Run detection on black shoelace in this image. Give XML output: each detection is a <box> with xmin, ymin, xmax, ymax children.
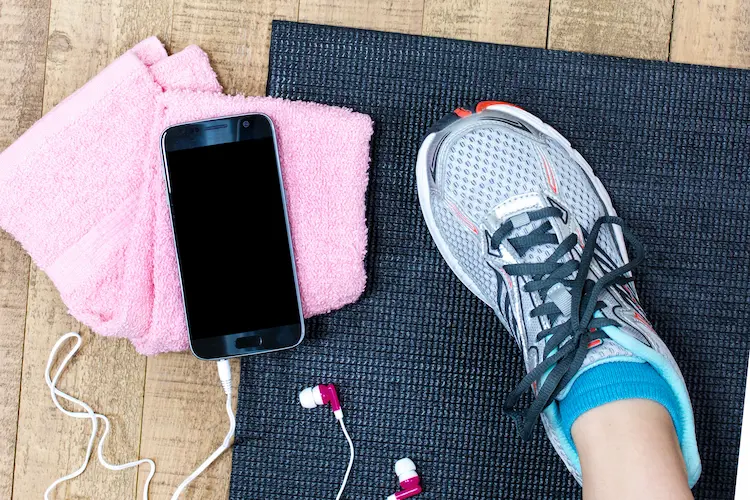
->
<box><xmin>490</xmin><ymin>207</ymin><xmax>645</xmax><ymax>440</ymax></box>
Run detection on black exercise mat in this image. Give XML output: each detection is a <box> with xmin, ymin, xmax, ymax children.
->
<box><xmin>229</xmin><ymin>21</ymin><xmax>750</xmax><ymax>499</ymax></box>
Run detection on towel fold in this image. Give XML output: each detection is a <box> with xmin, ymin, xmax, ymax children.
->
<box><xmin>0</xmin><ymin>37</ymin><xmax>373</xmax><ymax>355</ymax></box>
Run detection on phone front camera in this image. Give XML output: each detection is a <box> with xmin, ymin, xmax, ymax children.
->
<box><xmin>242</xmin><ymin>120</ymin><xmax>250</xmax><ymax>128</ymax></box>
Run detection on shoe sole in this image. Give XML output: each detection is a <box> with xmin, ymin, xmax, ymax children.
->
<box><xmin>415</xmin><ymin>102</ymin><xmax>631</xmax><ymax>320</ymax></box>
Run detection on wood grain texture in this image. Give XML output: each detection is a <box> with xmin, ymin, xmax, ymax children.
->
<box><xmin>0</xmin><ymin>233</ymin><xmax>31</xmax><ymax>500</ymax></box>
<box><xmin>423</xmin><ymin>0</ymin><xmax>549</xmax><ymax>47</ymax></box>
<box><xmin>12</xmin><ymin>0</ymin><xmax>172</xmax><ymax>498</ymax></box>
<box><xmin>0</xmin><ymin>0</ymin><xmax>50</xmax><ymax>150</ymax></box>
<box><xmin>299</xmin><ymin>0</ymin><xmax>423</xmax><ymax>34</ymax></box>
<box><xmin>548</xmin><ymin>0</ymin><xmax>674</xmax><ymax>59</ymax></box>
<box><xmin>43</xmin><ymin>0</ymin><xmax>173</xmax><ymax>107</ymax></box>
<box><xmin>109</xmin><ymin>0</ymin><xmax>175</xmax><ymax>59</ymax></box>
<box><xmin>170</xmin><ymin>0</ymin><xmax>298</xmax><ymax>96</ymax></box>
<box><xmin>138</xmin><ymin>355</ymin><xmax>240</xmax><ymax>499</ymax></box>
<box><xmin>671</xmin><ymin>0</ymin><xmax>750</xmax><ymax>67</ymax></box>
<box><xmin>0</xmin><ymin>1</ymin><xmax>50</xmax><ymax>497</ymax></box>
<box><xmin>43</xmin><ymin>0</ymin><xmax>113</xmax><ymax>108</ymax></box>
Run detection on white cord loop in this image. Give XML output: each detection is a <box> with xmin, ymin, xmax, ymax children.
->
<box><xmin>44</xmin><ymin>332</ymin><xmax>156</xmax><ymax>500</ymax></box>
<box><xmin>44</xmin><ymin>332</ymin><xmax>235</xmax><ymax>500</ymax></box>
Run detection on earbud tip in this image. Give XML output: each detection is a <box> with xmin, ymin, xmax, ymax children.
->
<box><xmin>394</xmin><ymin>457</ymin><xmax>417</xmax><ymax>476</ymax></box>
<box><xmin>299</xmin><ymin>387</ymin><xmax>318</xmax><ymax>409</ymax></box>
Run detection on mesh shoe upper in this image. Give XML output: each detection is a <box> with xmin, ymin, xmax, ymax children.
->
<box><xmin>428</xmin><ymin>112</ymin><xmax>627</xmax><ymax>366</ymax></box>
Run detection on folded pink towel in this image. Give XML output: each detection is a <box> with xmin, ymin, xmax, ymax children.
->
<box><xmin>0</xmin><ymin>38</ymin><xmax>372</xmax><ymax>355</ymax></box>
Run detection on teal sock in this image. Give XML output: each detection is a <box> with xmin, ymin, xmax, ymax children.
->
<box><xmin>558</xmin><ymin>361</ymin><xmax>682</xmax><ymax>447</ymax></box>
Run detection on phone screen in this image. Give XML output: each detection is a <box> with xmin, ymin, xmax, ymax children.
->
<box><xmin>163</xmin><ymin>115</ymin><xmax>303</xmax><ymax>359</ymax></box>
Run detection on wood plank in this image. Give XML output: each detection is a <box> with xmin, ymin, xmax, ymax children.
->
<box><xmin>422</xmin><ymin>0</ymin><xmax>550</xmax><ymax>48</ymax></box>
<box><xmin>299</xmin><ymin>0</ymin><xmax>423</xmax><ymax>35</ymax></box>
<box><xmin>0</xmin><ymin>1</ymin><xmax>51</xmax><ymax>498</ymax></box>
<box><xmin>12</xmin><ymin>0</ymin><xmax>172</xmax><ymax>498</ymax></box>
<box><xmin>671</xmin><ymin>0</ymin><xmax>750</xmax><ymax>68</ymax></box>
<box><xmin>109</xmin><ymin>0</ymin><xmax>175</xmax><ymax>59</ymax></box>
<box><xmin>0</xmin><ymin>232</ymin><xmax>32</xmax><ymax>500</ymax></box>
<box><xmin>0</xmin><ymin>233</ymin><xmax>29</xmax><ymax>500</ymax></box>
<box><xmin>0</xmin><ymin>0</ymin><xmax>50</xmax><ymax>150</ymax></box>
<box><xmin>548</xmin><ymin>0</ymin><xmax>674</xmax><ymax>59</ymax></box>
<box><xmin>137</xmin><ymin>355</ymin><xmax>240</xmax><ymax>499</ymax></box>
<box><xmin>43</xmin><ymin>0</ymin><xmax>174</xmax><ymax>107</ymax></box>
<box><xmin>170</xmin><ymin>0</ymin><xmax>299</xmax><ymax>96</ymax></box>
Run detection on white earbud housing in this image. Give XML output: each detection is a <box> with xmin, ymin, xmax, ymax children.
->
<box><xmin>394</xmin><ymin>458</ymin><xmax>418</xmax><ymax>481</ymax></box>
<box><xmin>299</xmin><ymin>386</ymin><xmax>324</xmax><ymax>408</ymax></box>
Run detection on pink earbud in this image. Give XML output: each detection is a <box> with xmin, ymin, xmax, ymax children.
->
<box><xmin>299</xmin><ymin>384</ymin><xmax>343</xmax><ymax>420</ymax></box>
<box><xmin>387</xmin><ymin>458</ymin><xmax>422</xmax><ymax>500</ymax></box>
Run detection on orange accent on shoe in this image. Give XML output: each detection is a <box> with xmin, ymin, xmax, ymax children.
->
<box><xmin>534</xmin><ymin>145</ymin><xmax>559</xmax><ymax>194</ymax></box>
<box><xmin>540</xmin><ymin>151</ymin><xmax>558</xmax><ymax>194</ymax></box>
<box><xmin>633</xmin><ymin>311</ymin><xmax>653</xmax><ymax>330</ymax></box>
<box><xmin>454</xmin><ymin>107</ymin><xmax>472</xmax><ymax>118</ymax></box>
<box><xmin>587</xmin><ymin>339</ymin><xmax>603</xmax><ymax>349</ymax></box>
<box><xmin>445</xmin><ymin>199</ymin><xmax>479</xmax><ymax>235</ymax></box>
<box><xmin>475</xmin><ymin>101</ymin><xmax>522</xmax><ymax>113</ymax></box>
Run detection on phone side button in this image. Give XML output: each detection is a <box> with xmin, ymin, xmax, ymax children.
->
<box><xmin>236</xmin><ymin>335</ymin><xmax>263</xmax><ymax>349</ymax></box>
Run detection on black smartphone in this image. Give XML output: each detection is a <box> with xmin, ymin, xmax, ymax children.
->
<box><xmin>161</xmin><ymin>114</ymin><xmax>304</xmax><ymax>360</ymax></box>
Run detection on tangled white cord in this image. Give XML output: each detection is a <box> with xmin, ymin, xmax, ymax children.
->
<box><xmin>44</xmin><ymin>332</ymin><xmax>156</xmax><ymax>499</ymax></box>
<box><xmin>44</xmin><ymin>332</ymin><xmax>235</xmax><ymax>500</ymax></box>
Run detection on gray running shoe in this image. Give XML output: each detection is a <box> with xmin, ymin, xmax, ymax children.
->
<box><xmin>416</xmin><ymin>101</ymin><xmax>701</xmax><ymax>486</ymax></box>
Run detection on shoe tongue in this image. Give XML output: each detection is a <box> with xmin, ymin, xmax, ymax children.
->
<box><xmin>487</xmin><ymin>192</ymin><xmax>545</xmax><ymax>229</ymax></box>
<box><xmin>487</xmin><ymin>193</ymin><xmax>578</xmax><ymax>322</ymax></box>
<box><xmin>486</xmin><ymin>193</ymin><xmax>575</xmax><ymax>263</ymax></box>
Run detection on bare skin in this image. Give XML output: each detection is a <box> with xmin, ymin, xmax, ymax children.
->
<box><xmin>572</xmin><ymin>399</ymin><xmax>693</xmax><ymax>500</ymax></box>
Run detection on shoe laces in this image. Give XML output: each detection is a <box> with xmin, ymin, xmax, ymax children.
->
<box><xmin>489</xmin><ymin>206</ymin><xmax>645</xmax><ymax>439</ymax></box>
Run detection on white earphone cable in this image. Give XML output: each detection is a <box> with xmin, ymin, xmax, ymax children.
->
<box><xmin>44</xmin><ymin>332</ymin><xmax>235</xmax><ymax>500</ymax></box>
<box><xmin>336</xmin><ymin>418</ymin><xmax>355</xmax><ymax>500</ymax></box>
<box><xmin>170</xmin><ymin>359</ymin><xmax>235</xmax><ymax>500</ymax></box>
<box><xmin>44</xmin><ymin>332</ymin><xmax>156</xmax><ymax>500</ymax></box>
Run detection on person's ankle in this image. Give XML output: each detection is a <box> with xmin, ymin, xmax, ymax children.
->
<box><xmin>573</xmin><ymin>399</ymin><xmax>693</xmax><ymax>500</ymax></box>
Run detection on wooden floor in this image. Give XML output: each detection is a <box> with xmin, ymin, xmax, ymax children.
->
<box><xmin>0</xmin><ymin>0</ymin><xmax>748</xmax><ymax>498</ymax></box>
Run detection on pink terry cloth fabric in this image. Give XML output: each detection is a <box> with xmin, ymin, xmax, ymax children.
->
<box><xmin>0</xmin><ymin>37</ymin><xmax>373</xmax><ymax>355</ymax></box>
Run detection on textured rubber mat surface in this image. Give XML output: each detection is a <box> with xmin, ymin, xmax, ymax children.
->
<box><xmin>229</xmin><ymin>21</ymin><xmax>750</xmax><ymax>499</ymax></box>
